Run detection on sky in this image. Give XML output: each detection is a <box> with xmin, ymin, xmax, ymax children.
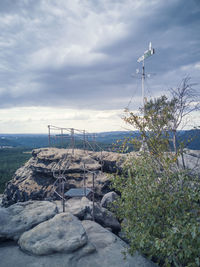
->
<box><xmin>0</xmin><ymin>0</ymin><xmax>200</xmax><ymax>134</ymax></box>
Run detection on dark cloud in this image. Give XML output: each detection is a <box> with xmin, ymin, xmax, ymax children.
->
<box><xmin>0</xmin><ymin>0</ymin><xmax>199</xmax><ymax>112</ymax></box>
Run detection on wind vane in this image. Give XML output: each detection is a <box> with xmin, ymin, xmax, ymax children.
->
<box><xmin>137</xmin><ymin>42</ymin><xmax>155</xmax><ymax>63</ymax></box>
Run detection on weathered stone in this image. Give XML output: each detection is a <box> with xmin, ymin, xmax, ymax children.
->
<box><xmin>0</xmin><ymin>199</ymin><xmax>156</xmax><ymax>267</ymax></box>
<box><xmin>95</xmin><ymin>151</ymin><xmax>126</xmax><ymax>173</ymax></box>
<box><xmin>0</xmin><ymin>229</ymin><xmax>156</xmax><ymax>267</ymax></box>
<box><xmin>0</xmin><ymin>201</ymin><xmax>57</xmax><ymax>241</ymax></box>
<box><xmin>55</xmin><ymin>197</ymin><xmax>91</xmax><ymax>219</ymax></box>
<box><xmin>2</xmin><ymin>148</ymin><xmax>125</xmax><ymax>207</ymax></box>
<box><xmin>101</xmin><ymin>191</ymin><xmax>118</xmax><ymax>209</ymax></box>
<box><xmin>93</xmin><ymin>203</ymin><xmax>121</xmax><ymax>233</ymax></box>
<box><xmin>78</xmin><ymin>220</ymin><xmax>156</xmax><ymax>267</ymax></box>
<box><xmin>19</xmin><ymin>213</ymin><xmax>88</xmax><ymax>255</ymax></box>
<box><xmin>0</xmin><ymin>194</ymin><xmax>3</xmax><ymax>206</ymax></box>
<box><xmin>178</xmin><ymin>150</ymin><xmax>200</xmax><ymax>174</ymax></box>
<box><xmin>0</xmin><ymin>241</ymin><xmax>95</xmax><ymax>267</ymax></box>
<box><xmin>55</xmin><ymin>197</ymin><xmax>121</xmax><ymax>232</ymax></box>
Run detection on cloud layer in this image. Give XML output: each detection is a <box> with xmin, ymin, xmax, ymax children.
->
<box><xmin>0</xmin><ymin>0</ymin><xmax>199</xmax><ymax>132</ymax></box>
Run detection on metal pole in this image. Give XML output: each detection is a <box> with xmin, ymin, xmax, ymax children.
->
<box><xmin>142</xmin><ymin>59</ymin><xmax>145</xmax><ymax>111</ymax></box>
<box><xmin>48</xmin><ymin>125</ymin><xmax>51</xmax><ymax>147</ymax></box>
<box><xmin>61</xmin><ymin>128</ymin><xmax>63</xmax><ymax>148</ymax></box>
<box><xmin>92</xmin><ymin>173</ymin><xmax>95</xmax><ymax>221</ymax></box>
<box><xmin>100</xmin><ymin>150</ymin><xmax>103</xmax><ymax>172</ymax></box>
<box><xmin>93</xmin><ymin>133</ymin><xmax>96</xmax><ymax>151</ymax></box>
<box><xmin>71</xmin><ymin>128</ymin><xmax>74</xmax><ymax>154</ymax></box>
<box><xmin>142</xmin><ymin>59</ymin><xmax>145</xmax><ymax>150</ymax></box>
<box><xmin>137</xmin><ymin>43</ymin><xmax>155</xmax><ymax>152</ymax></box>
<box><xmin>86</xmin><ymin>134</ymin><xmax>89</xmax><ymax>150</ymax></box>
<box><xmin>62</xmin><ymin>179</ymin><xmax>65</xmax><ymax>212</ymax></box>
<box><xmin>83</xmin><ymin>130</ymin><xmax>86</xmax><ymax>153</ymax></box>
<box><xmin>83</xmin><ymin>163</ymin><xmax>86</xmax><ymax>196</ymax></box>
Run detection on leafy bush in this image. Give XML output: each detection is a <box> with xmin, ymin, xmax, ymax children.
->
<box><xmin>112</xmin><ymin>152</ymin><xmax>200</xmax><ymax>266</ymax></box>
<box><xmin>112</xmin><ymin>89</ymin><xmax>200</xmax><ymax>266</ymax></box>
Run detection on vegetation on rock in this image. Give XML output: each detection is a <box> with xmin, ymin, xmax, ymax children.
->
<box><xmin>112</xmin><ymin>80</ymin><xmax>200</xmax><ymax>266</ymax></box>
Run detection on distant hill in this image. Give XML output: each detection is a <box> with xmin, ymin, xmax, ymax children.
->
<box><xmin>177</xmin><ymin>129</ymin><xmax>200</xmax><ymax>150</ymax></box>
<box><xmin>0</xmin><ymin>134</ymin><xmax>48</xmax><ymax>149</ymax></box>
<box><xmin>0</xmin><ymin>129</ymin><xmax>199</xmax><ymax>150</ymax></box>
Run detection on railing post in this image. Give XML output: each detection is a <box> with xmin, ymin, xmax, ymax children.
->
<box><xmin>93</xmin><ymin>133</ymin><xmax>96</xmax><ymax>151</ymax></box>
<box><xmin>61</xmin><ymin>128</ymin><xmax>63</xmax><ymax>148</ymax></box>
<box><xmin>71</xmin><ymin>128</ymin><xmax>74</xmax><ymax>154</ymax></box>
<box><xmin>48</xmin><ymin>125</ymin><xmax>51</xmax><ymax>147</ymax></box>
<box><xmin>92</xmin><ymin>172</ymin><xmax>95</xmax><ymax>221</ymax></box>
<box><xmin>83</xmin><ymin>130</ymin><xmax>86</xmax><ymax>153</ymax></box>
<box><xmin>62</xmin><ymin>179</ymin><xmax>65</xmax><ymax>212</ymax></box>
<box><xmin>83</xmin><ymin>162</ymin><xmax>86</xmax><ymax>196</ymax></box>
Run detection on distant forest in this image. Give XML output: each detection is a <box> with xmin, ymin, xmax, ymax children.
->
<box><xmin>0</xmin><ymin>148</ymin><xmax>31</xmax><ymax>193</ymax></box>
<box><xmin>0</xmin><ymin>129</ymin><xmax>199</xmax><ymax>150</ymax></box>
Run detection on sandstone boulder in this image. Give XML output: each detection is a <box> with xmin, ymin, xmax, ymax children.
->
<box><xmin>0</xmin><ymin>222</ymin><xmax>156</xmax><ymax>267</ymax></box>
<box><xmin>0</xmin><ymin>201</ymin><xmax>57</xmax><ymax>241</ymax></box>
<box><xmin>2</xmin><ymin>148</ymin><xmax>125</xmax><ymax>207</ymax></box>
<box><xmin>55</xmin><ymin>197</ymin><xmax>121</xmax><ymax>232</ymax></box>
<box><xmin>18</xmin><ymin>213</ymin><xmax>89</xmax><ymax>255</ymax></box>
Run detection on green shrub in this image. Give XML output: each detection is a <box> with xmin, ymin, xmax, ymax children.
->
<box><xmin>112</xmin><ymin>153</ymin><xmax>200</xmax><ymax>266</ymax></box>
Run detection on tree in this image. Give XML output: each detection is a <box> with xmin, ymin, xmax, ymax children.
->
<box><xmin>169</xmin><ymin>77</ymin><xmax>200</xmax><ymax>168</ymax></box>
<box><xmin>124</xmin><ymin>77</ymin><xmax>200</xmax><ymax>168</ymax></box>
<box><xmin>112</xmin><ymin>79</ymin><xmax>200</xmax><ymax>266</ymax></box>
<box><xmin>124</xmin><ymin>95</ymin><xmax>177</xmax><ymax>170</ymax></box>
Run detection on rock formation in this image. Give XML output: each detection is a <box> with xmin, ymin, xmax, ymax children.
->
<box><xmin>2</xmin><ymin>147</ymin><xmax>199</xmax><ymax>208</ymax></box>
<box><xmin>1</xmin><ymin>147</ymin><xmax>198</xmax><ymax>266</ymax></box>
<box><xmin>0</xmin><ymin>199</ymin><xmax>156</xmax><ymax>267</ymax></box>
<box><xmin>0</xmin><ymin>201</ymin><xmax>57</xmax><ymax>241</ymax></box>
<box><xmin>19</xmin><ymin>212</ymin><xmax>88</xmax><ymax>255</ymax></box>
<box><xmin>101</xmin><ymin>191</ymin><xmax>118</xmax><ymax>209</ymax></box>
<box><xmin>2</xmin><ymin>148</ymin><xmax>125</xmax><ymax>207</ymax></box>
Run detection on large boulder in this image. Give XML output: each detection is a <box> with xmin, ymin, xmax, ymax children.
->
<box><xmin>0</xmin><ymin>221</ymin><xmax>156</xmax><ymax>267</ymax></box>
<box><xmin>0</xmin><ymin>198</ymin><xmax>156</xmax><ymax>267</ymax></box>
<box><xmin>2</xmin><ymin>148</ymin><xmax>125</xmax><ymax>207</ymax></box>
<box><xmin>0</xmin><ymin>201</ymin><xmax>57</xmax><ymax>241</ymax></box>
<box><xmin>19</xmin><ymin>213</ymin><xmax>90</xmax><ymax>255</ymax></box>
<box><xmin>55</xmin><ymin>197</ymin><xmax>121</xmax><ymax>232</ymax></box>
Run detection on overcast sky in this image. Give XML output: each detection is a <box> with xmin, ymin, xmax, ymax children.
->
<box><xmin>0</xmin><ymin>0</ymin><xmax>200</xmax><ymax>133</ymax></box>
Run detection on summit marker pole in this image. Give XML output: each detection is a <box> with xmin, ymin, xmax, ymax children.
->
<box><xmin>137</xmin><ymin>42</ymin><xmax>155</xmax><ymax>150</ymax></box>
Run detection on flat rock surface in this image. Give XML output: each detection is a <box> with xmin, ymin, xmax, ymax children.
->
<box><xmin>0</xmin><ymin>221</ymin><xmax>156</xmax><ymax>267</ymax></box>
<box><xmin>0</xmin><ymin>201</ymin><xmax>57</xmax><ymax>241</ymax></box>
<box><xmin>0</xmin><ymin>241</ymin><xmax>85</xmax><ymax>267</ymax></box>
<box><xmin>19</xmin><ymin>212</ymin><xmax>88</xmax><ymax>255</ymax></box>
<box><xmin>78</xmin><ymin>220</ymin><xmax>156</xmax><ymax>267</ymax></box>
<box><xmin>178</xmin><ymin>150</ymin><xmax>200</xmax><ymax>173</ymax></box>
